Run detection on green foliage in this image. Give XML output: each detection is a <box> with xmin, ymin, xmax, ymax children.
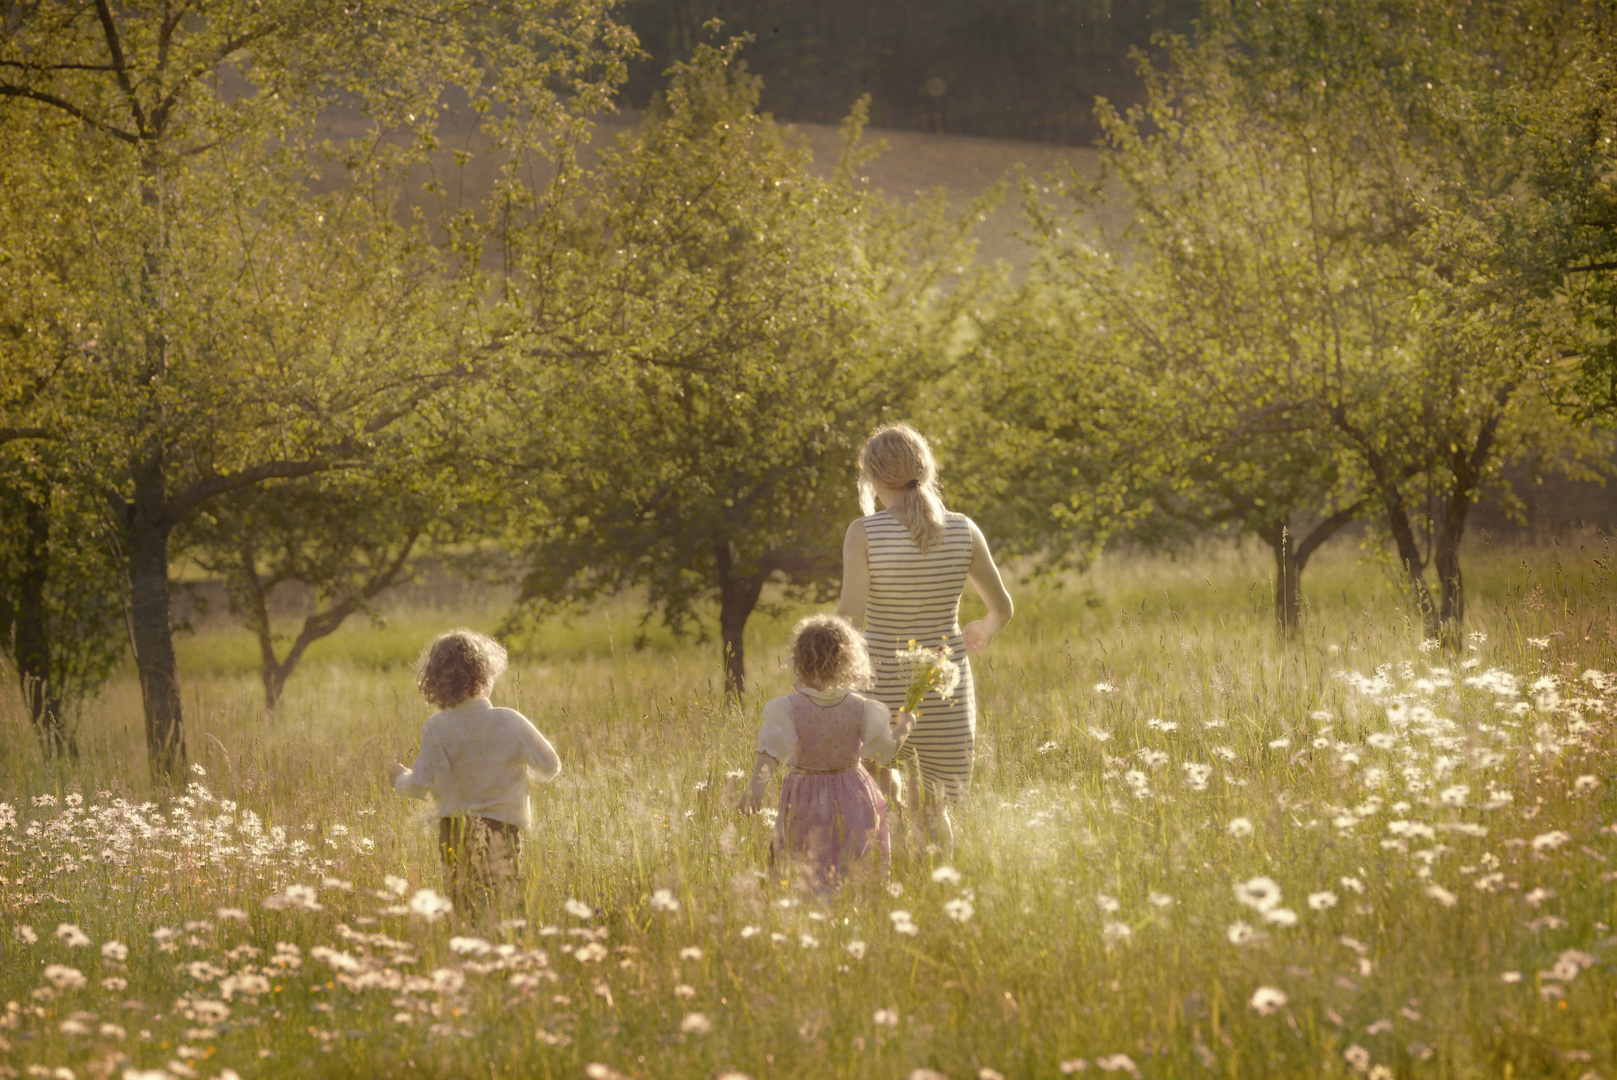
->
<box><xmin>496</xmin><ymin>35</ymin><xmax>980</xmax><ymax>691</ymax></box>
<box><xmin>951</xmin><ymin>0</ymin><xmax>1609</xmax><ymax>639</ymax></box>
<box><xmin>0</xmin><ymin>0</ymin><xmax>634</xmax><ymax>771</ymax></box>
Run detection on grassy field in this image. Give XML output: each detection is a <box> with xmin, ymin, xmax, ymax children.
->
<box><xmin>1</xmin><ymin>533</ymin><xmax>1614</xmax><ymax>1080</ymax></box>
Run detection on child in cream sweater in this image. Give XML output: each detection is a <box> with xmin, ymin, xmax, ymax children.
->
<box><xmin>389</xmin><ymin>629</ymin><xmax>559</xmax><ymax>916</ymax></box>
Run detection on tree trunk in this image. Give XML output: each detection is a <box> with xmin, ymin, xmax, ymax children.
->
<box><xmin>16</xmin><ymin>484</ymin><xmax>72</xmax><ymax>758</ymax></box>
<box><xmin>128</xmin><ymin>456</ymin><xmax>185</xmax><ymax>776</ymax></box>
<box><xmin>1261</xmin><ymin>521</ymin><xmax>1303</xmax><ymax>637</ymax></box>
<box><xmin>715</xmin><ymin>537</ymin><xmax>765</xmax><ymax>698</ymax></box>
<box><xmin>1258</xmin><ymin>504</ymin><xmax>1362</xmax><ymax>639</ymax></box>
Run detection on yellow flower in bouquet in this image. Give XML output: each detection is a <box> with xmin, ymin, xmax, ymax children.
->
<box><xmin>895</xmin><ymin>637</ymin><xmax>961</xmax><ymax>715</ymax></box>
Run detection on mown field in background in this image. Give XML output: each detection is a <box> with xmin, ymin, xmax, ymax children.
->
<box><xmin>1</xmin><ymin>534</ymin><xmax>1615</xmax><ymax>1079</ymax></box>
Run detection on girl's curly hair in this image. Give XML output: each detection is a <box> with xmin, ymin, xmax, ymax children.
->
<box><xmin>415</xmin><ymin>629</ymin><xmax>508</xmax><ymax>709</ymax></box>
<box><xmin>788</xmin><ymin>614</ymin><xmax>872</xmax><ymax>690</ymax></box>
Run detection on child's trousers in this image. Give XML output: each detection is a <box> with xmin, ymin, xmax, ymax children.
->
<box><xmin>438</xmin><ymin>815</ymin><xmax>523</xmax><ymax>917</ymax></box>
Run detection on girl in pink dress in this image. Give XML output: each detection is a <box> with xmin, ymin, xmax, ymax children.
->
<box><xmin>738</xmin><ymin>615</ymin><xmax>915</xmax><ymax>890</ymax></box>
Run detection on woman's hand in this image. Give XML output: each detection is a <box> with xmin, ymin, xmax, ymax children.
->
<box><xmin>961</xmin><ymin>619</ymin><xmax>994</xmax><ymax>653</ymax></box>
<box><xmin>738</xmin><ymin>785</ymin><xmax>765</xmax><ymax>814</ymax></box>
<box><xmin>388</xmin><ymin>762</ymin><xmax>407</xmax><ymax>782</ymax></box>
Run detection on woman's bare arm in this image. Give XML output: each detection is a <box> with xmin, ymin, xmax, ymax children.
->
<box><xmin>836</xmin><ymin>518</ymin><xmax>870</xmax><ymax>628</ymax></box>
<box><xmin>961</xmin><ymin>518</ymin><xmax>1013</xmax><ymax>653</ymax></box>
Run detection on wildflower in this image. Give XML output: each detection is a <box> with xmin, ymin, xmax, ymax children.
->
<box><xmin>739</xmin><ymin>926</ymin><xmax>761</xmax><ymax>939</ymax></box>
<box><xmin>1367</xmin><ymin>733</ymin><xmax>1396</xmax><ymax>750</ymax></box>
<box><xmin>1340</xmin><ymin>876</ymin><xmax>1365</xmax><ymax>894</ymax></box>
<box><xmin>873</xmin><ymin>1008</ymin><xmax>900</xmax><ymax>1027</ymax></box>
<box><xmin>1248</xmin><ymin>986</ymin><xmax>1288</xmax><ymax>1016</ymax></box>
<box><xmin>1147</xmin><ymin>891</ymin><xmax>1173</xmax><ymax>908</ymax></box>
<box><xmin>679</xmin><ymin>946</ymin><xmax>704</xmax><ymax>961</ymax></box>
<box><xmin>798</xmin><ymin>932</ymin><xmax>820</xmax><ymax>948</ymax></box>
<box><xmin>54</xmin><ymin>923</ymin><xmax>91</xmax><ymax>948</ymax></box>
<box><xmin>1096</xmin><ymin>894</ymin><xmax>1121</xmax><ymax>914</ymax></box>
<box><xmin>944</xmin><ymin>898</ymin><xmax>975</xmax><ymax>923</ymax></box>
<box><xmin>408</xmin><ymin>888</ymin><xmax>453</xmax><ymax>923</ymax></box>
<box><xmin>216</xmin><ymin>908</ymin><xmax>248</xmax><ymax>923</ymax></box>
<box><xmin>1094</xmin><ymin>682</ymin><xmax>1117</xmax><ymax>694</ymax></box>
<box><xmin>100</xmin><ymin>977</ymin><xmax>126</xmax><ymax>992</ymax></box>
<box><xmin>262</xmin><ymin>884</ymin><xmax>322</xmax><ymax>912</ymax></box>
<box><xmin>1211</xmin><ymin>745</ymin><xmax>1237</xmax><ymax>762</ymax></box>
<box><xmin>650</xmin><ymin>889</ymin><xmax>681</xmax><ymax>912</ymax></box>
<box><xmin>1550</xmin><ymin>949</ymin><xmax>1596</xmax><ymax>982</ymax></box>
<box><xmin>382</xmin><ymin>874</ymin><xmax>409</xmax><ymax>897</ymax></box>
<box><xmin>1233</xmin><ymin>877</ymin><xmax>1282</xmax><ymax>913</ymax></box>
<box><xmin>846</xmin><ymin>940</ymin><xmax>867</xmax><ymax>959</ymax></box>
<box><xmin>1532</xmin><ymin>831</ymin><xmax>1571</xmax><ymax>852</ymax></box>
<box><xmin>1263</xmin><ymin>907</ymin><xmax>1299</xmax><ymax>927</ymax></box>
<box><xmin>1424</xmin><ymin>884</ymin><xmax>1457</xmax><ymax>908</ymax></box>
<box><xmin>886</xmin><ymin>882</ymin><xmax>904</xmax><ymax>898</ymax></box>
<box><xmin>890</xmin><ymin>910</ymin><xmax>919</xmax><ymax>936</ymax></box>
<box><xmin>1267</xmin><ymin>737</ymin><xmax>1292</xmax><ymax>750</ymax></box>
<box><xmin>1058</xmin><ymin>1061</ymin><xmax>1089</xmax><ymax>1075</ymax></box>
<box><xmin>14</xmin><ymin>924</ymin><xmax>37</xmax><ymax>944</ymax></box>
<box><xmin>1308</xmin><ymin>891</ymin><xmax>1339</xmax><ymax>911</ymax></box>
<box><xmin>564</xmin><ymin>898</ymin><xmax>593</xmax><ymax>919</ymax></box>
<box><xmin>449</xmin><ymin>937</ymin><xmax>492</xmax><ymax>956</ymax></box>
<box><xmin>1227</xmin><ymin>817</ymin><xmax>1254</xmax><ymax>838</ymax></box>
<box><xmin>1183</xmin><ymin>763</ymin><xmax>1212</xmax><ymax>791</ymax></box>
<box><xmin>1344</xmin><ymin>1044</ymin><xmax>1372</xmax><ymax>1072</ymax></box>
<box><xmin>679</xmin><ymin>1011</ymin><xmax>713</xmax><ymax>1035</ymax></box>
<box><xmin>1088</xmin><ymin>726</ymin><xmax>1112</xmax><ymax>742</ymax></box>
<box><xmin>1146</xmin><ymin>717</ymin><xmax>1179</xmax><ymax>732</ymax></box>
<box><xmin>1575</xmin><ymin>775</ymin><xmax>1599</xmax><ymax>793</ymax></box>
<box><xmin>1037</xmin><ymin>740</ymin><xmax>1059</xmax><ymax>754</ymax></box>
<box><xmin>1101</xmin><ymin>921</ymin><xmax>1131</xmax><ymax>944</ymax></box>
<box><xmin>1501</xmin><ymin>970</ymin><xmax>1522</xmax><ymax>983</ymax></box>
<box><xmin>1227</xmin><ymin>922</ymin><xmax>1257</xmax><ymax>945</ymax></box>
<box><xmin>1095</xmin><ymin>1053</ymin><xmax>1140</xmax><ymax>1076</ymax></box>
<box><xmin>42</xmin><ymin>964</ymin><xmax>86</xmax><ymax>990</ymax></box>
<box><xmin>1438</xmin><ymin>785</ymin><xmax>1469</xmax><ymax>807</ymax></box>
<box><xmin>931</xmin><ymin>866</ymin><xmax>962</xmax><ymax>886</ymax></box>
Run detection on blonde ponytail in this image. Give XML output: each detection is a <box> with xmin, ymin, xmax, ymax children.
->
<box><xmin>858</xmin><ymin>423</ymin><xmax>946</xmax><ymax>554</ymax></box>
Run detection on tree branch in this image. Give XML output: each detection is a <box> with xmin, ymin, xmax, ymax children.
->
<box><xmin>92</xmin><ymin>0</ymin><xmax>149</xmax><ymax>134</ymax></box>
<box><xmin>169</xmin><ymin>456</ymin><xmax>343</xmax><ymax>521</ymax></box>
<box><xmin>0</xmin><ymin>84</ymin><xmax>140</xmax><ymax>143</ymax></box>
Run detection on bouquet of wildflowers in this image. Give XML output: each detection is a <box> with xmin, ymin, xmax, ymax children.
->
<box><xmin>895</xmin><ymin>637</ymin><xmax>961</xmax><ymax>715</ymax></box>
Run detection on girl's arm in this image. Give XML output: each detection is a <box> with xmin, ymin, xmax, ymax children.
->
<box><xmin>738</xmin><ymin>751</ymin><xmax>779</xmax><ymax>814</ymax></box>
<box><xmin>961</xmin><ymin>518</ymin><xmax>1014</xmax><ymax>653</ymax></box>
<box><xmin>517</xmin><ymin>715</ymin><xmax>562</xmax><ymax>782</ymax></box>
<box><xmin>392</xmin><ymin>725</ymin><xmax>448</xmax><ymax>798</ymax></box>
<box><xmin>835</xmin><ymin>519</ymin><xmax>870</xmax><ymax>628</ymax></box>
<box><xmin>740</xmin><ymin>697</ymin><xmax>797</xmax><ymax>812</ymax></box>
<box><xmin>859</xmin><ymin>699</ymin><xmax>915</xmax><ymax>765</ymax></box>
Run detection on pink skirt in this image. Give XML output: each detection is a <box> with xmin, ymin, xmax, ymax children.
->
<box><xmin>773</xmin><ymin>765</ymin><xmax>890</xmax><ymax>890</ymax></box>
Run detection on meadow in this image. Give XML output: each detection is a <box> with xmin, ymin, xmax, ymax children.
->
<box><xmin>1</xmin><ymin>534</ymin><xmax>1614</xmax><ymax>1080</ymax></box>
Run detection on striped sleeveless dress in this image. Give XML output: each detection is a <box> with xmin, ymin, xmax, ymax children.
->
<box><xmin>861</xmin><ymin>510</ymin><xmax>976</xmax><ymax>802</ymax></box>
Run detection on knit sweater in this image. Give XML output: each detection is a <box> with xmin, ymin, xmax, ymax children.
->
<box><xmin>393</xmin><ymin>697</ymin><xmax>560</xmax><ymax>826</ymax></box>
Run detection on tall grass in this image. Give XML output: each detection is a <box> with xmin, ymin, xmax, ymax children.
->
<box><xmin>1</xmin><ymin>534</ymin><xmax>1613</xmax><ymax>1079</ymax></box>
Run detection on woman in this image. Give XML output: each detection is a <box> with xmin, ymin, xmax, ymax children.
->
<box><xmin>837</xmin><ymin>423</ymin><xmax>1013</xmax><ymax>850</ymax></box>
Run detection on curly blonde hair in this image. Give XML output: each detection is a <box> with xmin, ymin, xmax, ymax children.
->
<box><xmin>788</xmin><ymin>614</ymin><xmax>872</xmax><ymax>690</ymax></box>
<box><xmin>859</xmin><ymin>422</ymin><xmax>946</xmax><ymax>554</ymax></box>
<box><xmin>416</xmin><ymin>629</ymin><xmax>509</xmax><ymax>709</ymax></box>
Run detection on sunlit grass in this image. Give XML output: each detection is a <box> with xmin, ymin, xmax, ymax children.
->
<box><xmin>1</xmin><ymin>533</ymin><xmax>1614</xmax><ymax>1079</ymax></box>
